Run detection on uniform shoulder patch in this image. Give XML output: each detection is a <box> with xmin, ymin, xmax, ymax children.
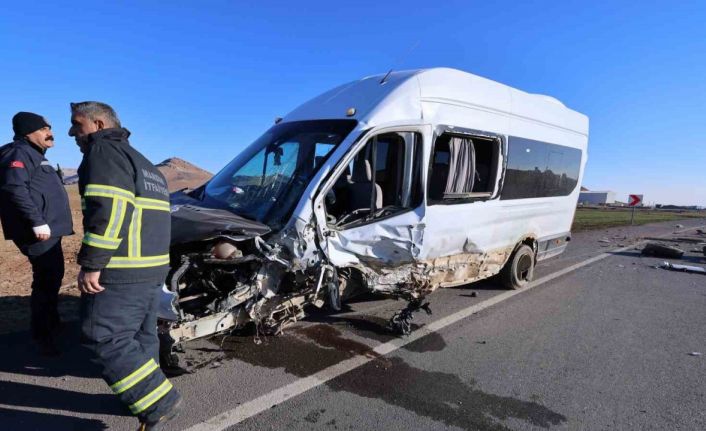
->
<box><xmin>9</xmin><ymin>160</ymin><xmax>25</xmax><ymax>168</ymax></box>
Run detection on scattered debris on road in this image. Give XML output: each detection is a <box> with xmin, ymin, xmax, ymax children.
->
<box><xmin>643</xmin><ymin>237</ymin><xmax>706</xmax><ymax>244</ymax></box>
<box><xmin>642</xmin><ymin>242</ymin><xmax>685</xmax><ymax>259</ymax></box>
<box><xmin>688</xmin><ymin>352</ymin><xmax>702</xmax><ymax>357</ymax></box>
<box><xmin>659</xmin><ymin>262</ymin><xmax>706</xmax><ymax>275</ymax></box>
<box><xmin>675</xmin><ymin>224</ymin><xmax>684</xmax><ymax>229</ymax></box>
<box><xmin>388</xmin><ymin>299</ymin><xmax>433</xmax><ymax>335</ymax></box>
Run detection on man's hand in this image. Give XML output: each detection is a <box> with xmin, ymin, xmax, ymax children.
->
<box><xmin>32</xmin><ymin>224</ymin><xmax>51</xmax><ymax>241</ymax></box>
<box><xmin>77</xmin><ymin>270</ymin><xmax>105</xmax><ymax>294</ymax></box>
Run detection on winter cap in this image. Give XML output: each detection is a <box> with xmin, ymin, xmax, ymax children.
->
<box><xmin>12</xmin><ymin>112</ymin><xmax>50</xmax><ymax>137</ymax></box>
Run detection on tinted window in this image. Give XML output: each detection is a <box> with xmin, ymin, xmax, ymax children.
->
<box><xmin>501</xmin><ymin>137</ymin><xmax>581</xmax><ymax>200</ymax></box>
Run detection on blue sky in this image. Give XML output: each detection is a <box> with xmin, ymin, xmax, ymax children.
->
<box><xmin>1</xmin><ymin>1</ymin><xmax>704</xmax><ymax>205</ymax></box>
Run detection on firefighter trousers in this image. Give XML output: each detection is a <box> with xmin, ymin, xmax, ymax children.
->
<box><xmin>80</xmin><ymin>280</ymin><xmax>180</xmax><ymax>423</ymax></box>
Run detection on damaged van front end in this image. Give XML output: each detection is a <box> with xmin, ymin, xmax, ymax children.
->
<box><xmin>159</xmin><ymin>119</ymin><xmax>361</xmax><ymax>354</ymax></box>
<box><xmin>158</xmin><ymin>68</ymin><xmax>588</xmax><ymax>365</ymax></box>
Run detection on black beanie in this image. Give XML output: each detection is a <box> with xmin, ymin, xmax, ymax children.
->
<box><xmin>12</xmin><ymin>112</ymin><xmax>50</xmax><ymax>137</ymax></box>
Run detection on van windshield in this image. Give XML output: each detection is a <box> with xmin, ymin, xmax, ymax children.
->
<box><xmin>203</xmin><ymin>120</ymin><xmax>358</xmax><ymax>229</ymax></box>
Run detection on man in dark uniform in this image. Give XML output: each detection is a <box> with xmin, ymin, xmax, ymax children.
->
<box><xmin>0</xmin><ymin>112</ymin><xmax>73</xmax><ymax>355</ymax></box>
<box><xmin>69</xmin><ymin>101</ymin><xmax>181</xmax><ymax>431</ymax></box>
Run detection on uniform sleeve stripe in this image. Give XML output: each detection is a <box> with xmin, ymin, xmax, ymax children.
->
<box><xmin>85</xmin><ymin>184</ymin><xmax>135</xmax><ymax>202</ymax></box>
<box><xmin>106</xmin><ymin>254</ymin><xmax>170</xmax><ymax>268</ymax></box>
<box><xmin>83</xmin><ymin>232</ymin><xmax>122</xmax><ymax>250</ymax></box>
<box><xmin>105</xmin><ymin>198</ymin><xmax>126</xmax><ymax>239</ymax></box>
<box><xmin>128</xmin><ymin>210</ymin><xmax>140</xmax><ymax>258</ymax></box>
<box><xmin>135</xmin><ymin>196</ymin><xmax>169</xmax><ymax>206</ymax></box>
<box><xmin>135</xmin><ymin>197</ymin><xmax>170</xmax><ymax>212</ymax></box>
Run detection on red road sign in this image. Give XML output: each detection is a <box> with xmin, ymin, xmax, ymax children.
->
<box><xmin>628</xmin><ymin>194</ymin><xmax>643</xmax><ymax>206</ymax></box>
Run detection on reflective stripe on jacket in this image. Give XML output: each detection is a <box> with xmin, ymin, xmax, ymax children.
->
<box><xmin>77</xmin><ymin>128</ymin><xmax>170</xmax><ymax>283</ymax></box>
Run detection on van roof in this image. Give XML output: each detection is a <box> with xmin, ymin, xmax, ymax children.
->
<box><xmin>283</xmin><ymin>67</ymin><xmax>588</xmax><ymax>136</ymax></box>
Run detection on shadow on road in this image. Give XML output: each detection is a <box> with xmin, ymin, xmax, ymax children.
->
<box><xmin>0</xmin><ymin>407</ymin><xmax>109</xmax><ymax>431</ymax></box>
<box><xmin>0</xmin><ymin>320</ymin><xmax>100</xmax><ymax>378</ymax></box>
<box><xmin>0</xmin><ymin>321</ymin><xmax>133</xmax><ymax>428</ymax></box>
<box><xmin>0</xmin><ymin>380</ymin><xmax>128</xmax><ymax>416</ymax></box>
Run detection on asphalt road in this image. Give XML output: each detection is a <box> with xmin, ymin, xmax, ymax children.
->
<box><xmin>1</xmin><ymin>219</ymin><xmax>705</xmax><ymax>431</ymax></box>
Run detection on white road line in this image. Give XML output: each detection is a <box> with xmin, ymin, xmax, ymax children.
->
<box><xmin>185</xmin><ymin>224</ymin><xmax>706</xmax><ymax>431</ymax></box>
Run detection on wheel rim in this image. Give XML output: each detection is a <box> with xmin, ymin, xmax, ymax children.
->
<box><xmin>516</xmin><ymin>254</ymin><xmax>533</xmax><ymax>281</ymax></box>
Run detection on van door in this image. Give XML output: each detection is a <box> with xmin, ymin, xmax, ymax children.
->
<box><xmin>312</xmin><ymin>126</ymin><xmax>430</xmax><ymax>276</ymax></box>
<box><xmin>421</xmin><ymin>129</ymin><xmax>508</xmax><ymax>286</ymax></box>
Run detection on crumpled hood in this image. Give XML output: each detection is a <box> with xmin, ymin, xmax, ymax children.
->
<box><xmin>170</xmin><ymin>191</ymin><xmax>271</xmax><ymax>245</ymax></box>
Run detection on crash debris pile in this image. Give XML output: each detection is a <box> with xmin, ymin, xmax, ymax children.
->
<box><xmin>643</xmin><ymin>228</ymin><xmax>706</xmax><ymax>276</ymax></box>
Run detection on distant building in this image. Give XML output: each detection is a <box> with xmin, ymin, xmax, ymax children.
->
<box><xmin>578</xmin><ymin>190</ymin><xmax>615</xmax><ymax>205</ymax></box>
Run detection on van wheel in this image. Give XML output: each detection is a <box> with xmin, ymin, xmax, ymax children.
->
<box><xmin>500</xmin><ymin>244</ymin><xmax>535</xmax><ymax>289</ymax></box>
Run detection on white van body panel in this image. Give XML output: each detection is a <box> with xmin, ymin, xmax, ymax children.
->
<box><xmin>162</xmin><ymin>68</ymin><xmax>589</xmax><ymax>343</ymax></box>
<box><xmin>283</xmin><ymin>68</ymin><xmax>588</xmax><ymax>293</ymax></box>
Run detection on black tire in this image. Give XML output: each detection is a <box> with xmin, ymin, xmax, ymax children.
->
<box><xmin>500</xmin><ymin>244</ymin><xmax>535</xmax><ymax>290</ymax></box>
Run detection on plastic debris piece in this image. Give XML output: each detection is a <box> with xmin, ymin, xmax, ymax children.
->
<box><xmin>688</xmin><ymin>352</ymin><xmax>702</xmax><ymax>357</ymax></box>
<box><xmin>389</xmin><ymin>299</ymin><xmax>432</xmax><ymax>335</ymax></box>
<box><xmin>598</xmin><ymin>239</ymin><xmax>612</xmax><ymax>243</ymax></box>
<box><xmin>642</xmin><ymin>242</ymin><xmax>684</xmax><ymax>259</ymax></box>
<box><xmin>675</xmin><ymin>224</ymin><xmax>684</xmax><ymax>228</ymax></box>
<box><xmin>470</xmin><ymin>291</ymin><xmax>478</xmax><ymax>297</ymax></box>
<box><xmin>660</xmin><ymin>261</ymin><xmax>706</xmax><ymax>274</ymax></box>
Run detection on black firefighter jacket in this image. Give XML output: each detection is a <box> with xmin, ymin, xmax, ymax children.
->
<box><xmin>78</xmin><ymin>128</ymin><xmax>171</xmax><ymax>284</ymax></box>
<box><xmin>0</xmin><ymin>139</ymin><xmax>73</xmax><ymax>243</ymax></box>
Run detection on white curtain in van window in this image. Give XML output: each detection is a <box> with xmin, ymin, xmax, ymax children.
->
<box><xmin>444</xmin><ymin>137</ymin><xmax>475</xmax><ymax>196</ymax></box>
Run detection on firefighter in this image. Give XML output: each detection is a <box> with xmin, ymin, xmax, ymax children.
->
<box><xmin>69</xmin><ymin>101</ymin><xmax>181</xmax><ymax>430</ymax></box>
<box><xmin>0</xmin><ymin>112</ymin><xmax>73</xmax><ymax>356</ymax></box>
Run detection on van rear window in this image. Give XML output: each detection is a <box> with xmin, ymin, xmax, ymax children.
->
<box><xmin>500</xmin><ymin>137</ymin><xmax>581</xmax><ymax>200</ymax></box>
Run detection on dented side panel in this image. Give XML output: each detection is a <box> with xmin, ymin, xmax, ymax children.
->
<box><xmin>326</xmin><ymin>207</ymin><xmax>425</xmax><ymax>266</ymax></box>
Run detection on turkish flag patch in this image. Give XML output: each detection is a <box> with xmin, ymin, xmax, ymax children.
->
<box><xmin>9</xmin><ymin>160</ymin><xmax>25</xmax><ymax>168</ymax></box>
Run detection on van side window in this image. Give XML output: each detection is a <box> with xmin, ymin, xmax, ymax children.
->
<box><xmin>428</xmin><ymin>133</ymin><xmax>500</xmax><ymax>203</ymax></box>
<box><xmin>500</xmin><ymin>137</ymin><xmax>581</xmax><ymax>200</ymax></box>
<box><xmin>325</xmin><ymin>132</ymin><xmax>423</xmax><ymax>228</ymax></box>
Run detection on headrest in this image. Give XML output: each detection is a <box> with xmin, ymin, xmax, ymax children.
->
<box><xmin>351</xmin><ymin>155</ymin><xmax>372</xmax><ymax>182</ymax></box>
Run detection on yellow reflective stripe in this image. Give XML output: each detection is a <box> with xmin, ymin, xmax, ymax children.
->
<box><xmin>136</xmin><ymin>208</ymin><xmax>143</xmax><ymax>256</ymax></box>
<box><xmin>129</xmin><ymin>379</ymin><xmax>173</xmax><ymax>415</ymax></box>
<box><xmin>110</xmin><ymin>359</ymin><xmax>159</xmax><ymax>395</ymax></box>
<box><xmin>135</xmin><ymin>197</ymin><xmax>170</xmax><ymax>211</ymax></box>
<box><xmin>115</xmin><ymin>199</ymin><xmax>129</xmax><ymax>238</ymax></box>
<box><xmin>128</xmin><ymin>210</ymin><xmax>139</xmax><ymax>258</ymax></box>
<box><xmin>104</xmin><ymin>198</ymin><xmax>118</xmax><ymax>237</ymax></box>
<box><xmin>104</xmin><ymin>198</ymin><xmax>127</xmax><ymax>238</ymax></box>
<box><xmin>106</xmin><ymin>254</ymin><xmax>170</xmax><ymax>269</ymax></box>
<box><xmin>85</xmin><ymin>184</ymin><xmax>135</xmax><ymax>203</ymax></box>
<box><xmin>82</xmin><ymin>232</ymin><xmax>121</xmax><ymax>250</ymax></box>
